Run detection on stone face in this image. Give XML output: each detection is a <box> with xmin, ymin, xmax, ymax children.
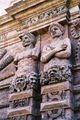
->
<box><xmin>0</xmin><ymin>0</ymin><xmax>79</xmax><ymax>120</ymax></box>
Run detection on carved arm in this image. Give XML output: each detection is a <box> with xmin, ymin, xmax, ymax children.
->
<box><xmin>55</xmin><ymin>38</ymin><xmax>71</xmax><ymax>58</ymax></box>
<box><xmin>41</xmin><ymin>45</ymin><xmax>66</xmax><ymax>63</ymax></box>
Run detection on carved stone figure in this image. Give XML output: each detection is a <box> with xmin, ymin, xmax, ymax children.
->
<box><xmin>71</xmin><ymin>19</ymin><xmax>80</xmax><ymax>39</ymax></box>
<box><xmin>12</xmin><ymin>98</ymin><xmax>29</xmax><ymax>108</ymax></box>
<box><xmin>41</xmin><ymin>23</ymin><xmax>71</xmax><ymax>85</ymax></box>
<box><xmin>10</xmin><ymin>33</ymin><xmax>40</xmax><ymax>93</ymax></box>
<box><xmin>71</xmin><ymin>19</ymin><xmax>80</xmax><ymax>65</ymax></box>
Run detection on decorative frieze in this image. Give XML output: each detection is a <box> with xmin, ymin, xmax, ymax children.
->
<box><xmin>0</xmin><ymin>33</ymin><xmax>7</xmax><ymax>41</ymax></box>
<box><xmin>22</xmin><ymin>6</ymin><xmax>68</xmax><ymax>27</ymax></box>
<box><xmin>71</xmin><ymin>18</ymin><xmax>80</xmax><ymax>39</ymax></box>
<box><xmin>41</xmin><ymin>108</ymin><xmax>73</xmax><ymax>120</ymax></box>
<box><xmin>71</xmin><ymin>19</ymin><xmax>80</xmax><ymax>67</ymax></box>
<box><xmin>41</xmin><ymin>65</ymin><xmax>72</xmax><ymax>86</ymax></box>
<box><xmin>11</xmin><ymin>98</ymin><xmax>29</xmax><ymax>108</ymax></box>
<box><xmin>41</xmin><ymin>81</ymin><xmax>73</xmax><ymax>120</ymax></box>
<box><xmin>10</xmin><ymin>72</ymin><xmax>39</xmax><ymax>93</ymax></box>
<box><xmin>9</xmin><ymin>115</ymin><xmax>27</xmax><ymax>120</ymax></box>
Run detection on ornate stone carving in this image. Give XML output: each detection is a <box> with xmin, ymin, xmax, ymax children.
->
<box><xmin>0</xmin><ymin>33</ymin><xmax>7</xmax><ymax>41</ymax></box>
<box><xmin>27</xmin><ymin>72</ymin><xmax>40</xmax><ymax>89</ymax></box>
<box><xmin>42</xmin><ymin>91</ymin><xmax>66</xmax><ymax>103</ymax></box>
<box><xmin>41</xmin><ymin>23</ymin><xmax>71</xmax><ymax>85</ymax></box>
<box><xmin>40</xmin><ymin>71</ymin><xmax>49</xmax><ymax>85</ymax></box>
<box><xmin>71</xmin><ymin>19</ymin><xmax>80</xmax><ymax>39</ymax></box>
<box><xmin>9</xmin><ymin>115</ymin><xmax>27</xmax><ymax>120</ymax></box>
<box><xmin>41</xmin><ymin>65</ymin><xmax>72</xmax><ymax>86</ymax></box>
<box><xmin>22</xmin><ymin>6</ymin><xmax>67</xmax><ymax>27</ymax></box>
<box><xmin>71</xmin><ymin>19</ymin><xmax>80</xmax><ymax>65</ymax></box>
<box><xmin>10</xmin><ymin>75</ymin><xmax>28</xmax><ymax>93</ymax></box>
<box><xmin>12</xmin><ymin>98</ymin><xmax>29</xmax><ymax>108</ymax></box>
<box><xmin>42</xmin><ymin>109</ymin><xmax>72</xmax><ymax>120</ymax></box>
<box><xmin>42</xmin><ymin>109</ymin><xmax>63</xmax><ymax>120</ymax></box>
<box><xmin>10</xmin><ymin>32</ymin><xmax>40</xmax><ymax>93</ymax></box>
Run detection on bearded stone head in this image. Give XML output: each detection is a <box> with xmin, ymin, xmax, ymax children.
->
<box><xmin>15</xmin><ymin>75</ymin><xmax>27</xmax><ymax>92</ymax></box>
<box><xmin>49</xmin><ymin>23</ymin><xmax>65</xmax><ymax>38</ymax></box>
<box><xmin>19</xmin><ymin>33</ymin><xmax>36</xmax><ymax>47</ymax></box>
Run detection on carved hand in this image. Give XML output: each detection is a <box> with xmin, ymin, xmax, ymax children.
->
<box><xmin>61</xmin><ymin>44</ymin><xmax>67</xmax><ymax>50</ymax></box>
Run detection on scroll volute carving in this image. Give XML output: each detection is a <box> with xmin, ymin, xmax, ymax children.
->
<box><xmin>0</xmin><ymin>49</ymin><xmax>15</xmax><ymax>80</ymax></box>
<box><xmin>40</xmin><ymin>22</ymin><xmax>72</xmax><ymax>85</ymax></box>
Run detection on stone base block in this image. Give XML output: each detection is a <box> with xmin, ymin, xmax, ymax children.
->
<box><xmin>41</xmin><ymin>81</ymin><xmax>74</xmax><ymax>120</ymax></box>
<box><xmin>41</xmin><ymin>108</ymin><xmax>74</xmax><ymax>120</ymax></box>
<box><xmin>8</xmin><ymin>114</ymin><xmax>40</xmax><ymax>120</ymax></box>
<box><xmin>8</xmin><ymin>89</ymin><xmax>41</xmax><ymax>120</ymax></box>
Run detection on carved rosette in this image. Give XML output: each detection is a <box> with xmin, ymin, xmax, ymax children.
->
<box><xmin>41</xmin><ymin>65</ymin><xmax>72</xmax><ymax>86</ymax></box>
<box><xmin>21</xmin><ymin>6</ymin><xmax>67</xmax><ymax>27</ymax></box>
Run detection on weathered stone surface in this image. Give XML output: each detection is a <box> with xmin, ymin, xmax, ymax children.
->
<box><xmin>0</xmin><ymin>0</ymin><xmax>79</xmax><ymax>120</ymax></box>
<box><xmin>0</xmin><ymin>63</ymin><xmax>16</xmax><ymax>81</ymax></box>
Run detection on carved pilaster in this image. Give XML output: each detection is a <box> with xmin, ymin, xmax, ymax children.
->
<box><xmin>40</xmin><ymin>22</ymin><xmax>74</xmax><ymax>120</ymax></box>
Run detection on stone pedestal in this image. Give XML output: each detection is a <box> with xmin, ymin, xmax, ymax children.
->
<box><xmin>8</xmin><ymin>89</ymin><xmax>40</xmax><ymax>120</ymax></box>
<box><xmin>41</xmin><ymin>81</ymin><xmax>74</xmax><ymax>120</ymax></box>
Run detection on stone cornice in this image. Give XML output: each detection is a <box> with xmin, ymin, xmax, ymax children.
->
<box><xmin>0</xmin><ymin>0</ymin><xmax>68</xmax><ymax>26</ymax></box>
<box><xmin>0</xmin><ymin>0</ymin><xmax>79</xmax><ymax>49</ymax></box>
<box><xmin>6</xmin><ymin>0</ymin><xmax>47</xmax><ymax>15</ymax></box>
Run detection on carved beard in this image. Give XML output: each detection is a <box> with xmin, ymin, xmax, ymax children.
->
<box><xmin>51</xmin><ymin>31</ymin><xmax>62</xmax><ymax>38</ymax></box>
<box><xmin>22</xmin><ymin>41</ymin><xmax>31</xmax><ymax>47</ymax></box>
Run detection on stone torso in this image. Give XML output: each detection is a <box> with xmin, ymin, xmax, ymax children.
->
<box><xmin>42</xmin><ymin>37</ymin><xmax>71</xmax><ymax>72</ymax></box>
<box><xmin>15</xmin><ymin>48</ymin><xmax>37</xmax><ymax>76</ymax></box>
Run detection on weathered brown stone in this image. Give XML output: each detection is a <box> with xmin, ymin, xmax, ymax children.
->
<box><xmin>0</xmin><ymin>0</ymin><xmax>79</xmax><ymax>120</ymax></box>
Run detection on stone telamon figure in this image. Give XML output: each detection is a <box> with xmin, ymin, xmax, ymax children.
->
<box><xmin>41</xmin><ymin>23</ymin><xmax>72</xmax><ymax>85</ymax></box>
<box><xmin>11</xmin><ymin>32</ymin><xmax>40</xmax><ymax>92</ymax></box>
